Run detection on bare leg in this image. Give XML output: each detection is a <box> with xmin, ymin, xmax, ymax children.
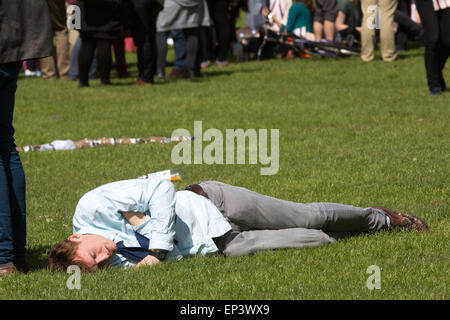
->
<box><xmin>314</xmin><ymin>21</ymin><xmax>324</xmax><ymax>40</ymax></box>
<box><xmin>324</xmin><ymin>20</ymin><xmax>335</xmax><ymax>40</ymax></box>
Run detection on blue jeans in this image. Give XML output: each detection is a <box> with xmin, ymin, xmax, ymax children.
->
<box><xmin>0</xmin><ymin>62</ymin><xmax>27</xmax><ymax>265</ymax></box>
<box><xmin>172</xmin><ymin>29</ymin><xmax>187</xmax><ymax>71</ymax></box>
<box><xmin>156</xmin><ymin>29</ymin><xmax>187</xmax><ymax>74</ymax></box>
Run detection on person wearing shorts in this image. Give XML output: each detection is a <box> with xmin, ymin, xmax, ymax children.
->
<box><xmin>313</xmin><ymin>0</ymin><xmax>338</xmax><ymax>40</ymax></box>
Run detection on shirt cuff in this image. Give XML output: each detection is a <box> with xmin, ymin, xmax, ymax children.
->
<box><xmin>148</xmin><ymin>233</ymin><xmax>173</xmax><ymax>251</ymax></box>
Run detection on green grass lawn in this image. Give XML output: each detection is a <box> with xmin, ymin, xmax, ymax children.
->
<box><xmin>0</xmin><ymin>46</ymin><xmax>448</xmax><ymax>300</ymax></box>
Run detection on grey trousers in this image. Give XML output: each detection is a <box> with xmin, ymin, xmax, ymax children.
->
<box><xmin>198</xmin><ymin>181</ymin><xmax>388</xmax><ymax>256</ymax></box>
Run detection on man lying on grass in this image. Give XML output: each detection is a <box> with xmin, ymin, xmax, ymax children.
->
<box><xmin>47</xmin><ymin>178</ymin><xmax>429</xmax><ymax>272</ymax></box>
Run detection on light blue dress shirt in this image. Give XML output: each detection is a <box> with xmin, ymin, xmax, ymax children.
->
<box><xmin>72</xmin><ymin>178</ymin><xmax>232</xmax><ymax>268</ymax></box>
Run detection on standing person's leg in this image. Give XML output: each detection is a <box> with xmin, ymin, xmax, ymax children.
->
<box><xmin>324</xmin><ymin>21</ymin><xmax>336</xmax><ymax>41</ymax></box>
<box><xmin>53</xmin><ymin>0</ymin><xmax>71</xmax><ymax>78</ymax></box>
<box><xmin>78</xmin><ymin>34</ymin><xmax>96</xmax><ymax>86</ymax></box>
<box><xmin>360</xmin><ymin>0</ymin><xmax>378</xmax><ymax>61</ymax></box>
<box><xmin>323</xmin><ymin>0</ymin><xmax>338</xmax><ymax>40</ymax></box>
<box><xmin>55</xmin><ymin>28</ymin><xmax>71</xmax><ymax>78</ymax></box>
<box><xmin>95</xmin><ymin>38</ymin><xmax>113</xmax><ymax>85</ymax></box>
<box><xmin>131</xmin><ymin>0</ymin><xmax>157</xmax><ymax>83</ymax></box>
<box><xmin>69</xmin><ymin>35</ymin><xmax>95</xmax><ymax>80</ymax></box>
<box><xmin>172</xmin><ymin>29</ymin><xmax>187</xmax><ymax>71</ymax></box>
<box><xmin>156</xmin><ymin>31</ymin><xmax>169</xmax><ymax>77</ymax></box>
<box><xmin>146</xmin><ymin>6</ymin><xmax>158</xmax><ymax>81</ymax></box>
<box><xmin>395</xmin><ymin>0</ymin><xmax>409</xmax><ymax>51</ymax></box>
<box><xmin>113</xmin><ymin>37</ymin><xmax>130</xmax><ymax>78</ymax></box>
<box><xmin>438</xmin><ymin>8</ymin><xmax>450</xmax><ymax>91</ymax></box>
<box><xmin>198</xmin><ymin>27</ymin><xmax>207</xmax><ymax>66</ymax></box>
<box><xmin>379</xmin><ymin>0</ymin><xmax>398</xmax><ymax>61</ymax></box>
<box><xmin>183</xmin><ymin>27</ymin><xmax>200</xmax><ymax>77</ymax></box>
<box><xmin>129</xmin><ymin>1</ymin><xmax>145</xmax><ymax>81</ymax></box>
<box><xmin>135</xmin><ymin>44</ymin><xmax>145</xmax><ymax>81</ymax></box>
<box><xmin>313</xmin><ymin>0</ymin><xmax>325</xmax><ymax>40</ymax></box>
<box><xmin>0</xmin><ymin>62</ymin><xmax>27</xmax><ymax>275</ymax></box>
<box><xmin>40</xmin><ymin>22</ymin><xmax>56</xmax><ymax>79</ymax></box>
<box><xmin>167</xmin><ymin>29</ymin><xmax>187</xmax><ymax>79</ymax></box>
<box><xmin>214</xmin><ymin>0</ymin><xmax>232</xmax><ymax>64</ymax></box>
<box><xmin>69</xmin><ymin>36</ymin><xmax>81</xmax><ymax>80</ymax></box>
<box><xmin>201</xmin><ymin>26</ymin><xmax>216</xmax><ymax>65</ymax></box>
<box><xmin>0</xmin><ymin>151</ymin><xmax>27</xmax><ymax>268</ymax></box>
<box><xmin>40</xmin><ymin>55</ymin><xmax>57</xmax><ymax>79</ymax></box>
<box><xmin>415</xmin><ymin>0</ymin><xmax>444</xmax><ymax>93</ymax></box>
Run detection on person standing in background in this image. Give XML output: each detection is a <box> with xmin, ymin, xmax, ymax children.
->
<box><xmin>40</xmin><ymin>0</ymin><xmax>71</xmax><ymax>80</ymax></box>
<box><xmin>156</xmin><ymin>0</ymin><xmax>212</xmax><ymax>79</ymax></box>
<box><xmin>129</xmin><ymin>0</ymin><xmax>161</xmax><ymax>86</ymax></box>
<box><xmin>415</xmin><ymin>0</ymin><xmax>449</xmax><ymax>95</ymax></box>
<box><xmin>313</xmin><ymin>0</ymin><xmax>338</xmax><ymax>40</ymax></box>
<box><xmin>207</xmin><ymin>0</ymin><xmax>235</xmax><ymax>66</ymax></box>
<box><xmin>360</xmin><ymin>0</ymin><xmax>398</xmax><ymax>62</ymax></box>
<box><xmin>0</xmin><ymin>1</ymin><xmax>53</xmax><ymax>278</ymax></box>
<box><xmin>77</xmin><ymin>0</ymin><xmax>126</xmax><ymax>87</ymax></box>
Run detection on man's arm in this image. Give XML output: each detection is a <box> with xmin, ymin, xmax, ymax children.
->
<box><xmin>120</xmin><ymin>212</ymin><xmax>164</xmax><ymax>268</ymax></box>
<box><xmin>143</xmin><ymin>180</ymin><xmax>176</xmax><ymax>252</ymax></box>
<box><xmin>121</xmin><ymin>211</ymin><xmax>146</xmax><ymax>226</ymax></box>
<box><xmin>99</xmin><ymin>178</ymin><xmax>177</xmax><ymax>252</ymax></box>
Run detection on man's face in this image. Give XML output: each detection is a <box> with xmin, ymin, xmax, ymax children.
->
<box><xmin>68</xmin><ymin>234</ymin><xmax>117</xmax><ymax>271</ymax></box>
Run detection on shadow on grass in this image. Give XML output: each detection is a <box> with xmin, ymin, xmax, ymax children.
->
<box><xmin>396</xmin><ymin>52</ymin><xmax>425</xmax><ymax>59</ymax></box>
<box><xmin>25</xmin><ymin>245</ymin><xmax>51</xmax><ymax>271</ymax></box>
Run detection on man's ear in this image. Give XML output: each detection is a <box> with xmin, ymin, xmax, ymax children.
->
<box><xmin>68</xmin><ymin>234</ymin><xmax>82</xmax><ymax>242</ymax></box>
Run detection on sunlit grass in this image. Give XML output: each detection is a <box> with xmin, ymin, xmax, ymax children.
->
<box><xmin>1</xmin><ymin>46</ymin><xmax>448</xmax><ymax>299</ymax></box>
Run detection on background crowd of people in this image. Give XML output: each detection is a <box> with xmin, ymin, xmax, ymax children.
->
<box><xmin>20</xmin><ymin>0</ymin><xmax>449</xmax><ymax>95</ymax></box>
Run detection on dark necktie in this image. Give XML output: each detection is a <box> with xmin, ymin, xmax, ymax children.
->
<box><xmin>116</xmin><ymin>232</ymin><xmax>150</xmax><ymax>262</ymax></box>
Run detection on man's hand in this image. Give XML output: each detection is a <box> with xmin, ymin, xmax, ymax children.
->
<box><xmin>121</xmin><ymin>211</ymin><xmax>146</xmax><ymax>227</ymax></box>
<box><xmin>135</xmin><ymin>255</ymin><xmax>161</xmax><ymax>268</ymax></box>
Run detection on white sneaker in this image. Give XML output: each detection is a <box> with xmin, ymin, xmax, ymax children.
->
<box><xmin>24</xmin><ymin>70</ymin><xmax>42</xmax><ymax>77</ymax></box>
<box><xmin>24</xmin><ymin>69</ymin><xmax>34</xmax><ymax>77</ymax></box>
